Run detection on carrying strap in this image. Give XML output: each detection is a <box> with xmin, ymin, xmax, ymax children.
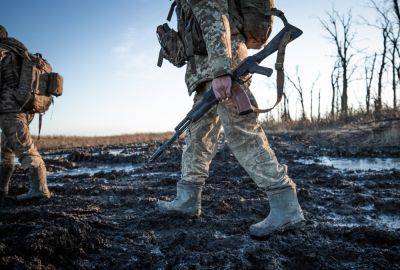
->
<box><xmin>0</xmin><ymin>42</ymin><xmax>30</xmax><ymax>61</ymax></box>
<box><xmin>253</xmin><ymin>31</ymin><xmax>291</xmax><ymax>114</ymax></box>
<box><xmin>183</xmin><ymin>17</ymin><xmax>197</xmax><ymax>73</ymax></box>
<box><xmin>157</xmin><ymin>49</ymin><xmax>164</xmax><ymax>67</ymax></box>
<box><xmin>268</xmin><ymin>8</ymin><xmax>289</xmax><ymax>26</ymax></box>
<box><xmin>38</xmin><ymin>113</ymin><xmax>43</xmax><ymax>140</ymax></box>
<box><xmin>167</xmin><ymin>1</ymin><xmax>177</xmax><ymax>21</ymax></box>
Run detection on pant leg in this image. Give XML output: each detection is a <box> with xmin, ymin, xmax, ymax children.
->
<box><xmin>0</xmin><ymin>113</ymin><xmax>44</xmax><ymax>170</ymax></box>
<box><xmin>217</xmin><ymin>83</ymin><xmax>295</xmax><ymax>192</ymax></box>
<box><xmin>1</xmin><ymin>131</ymin><xmax>16</xmax><ymax>167</ymax></box>
<box><xmin>181</xmin><ymin>87</ymin><xmax>222</xmax><ymax>187</ymax></box>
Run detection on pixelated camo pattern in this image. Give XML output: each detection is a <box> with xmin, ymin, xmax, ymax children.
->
<box><xmin>0</xmin><ymin>49</ymin><xmax>20</xmax><ymax>112</ymax></box>
<box><xmin>178</xmin><ymin>0</ymin><xmax>248</xmax><ymax>94</ymax></box>
<box><xmin>0</xmin><ymin>113</ymin><xmax>44</xmax><ymax>169</ymax></box>
<box><xmin>180</xmin><ymin>81</ymin><xmax>296</xmax><ymax>192</ymax></box>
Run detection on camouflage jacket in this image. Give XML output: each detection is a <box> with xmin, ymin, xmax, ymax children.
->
<box><xmin>0</xmin><ymin>37</ymin><xmax>26</xmax><ymax>112</ymax></box>
<box><xmin>178</xmin><ymin>0</ymin><xmax>248</xmax><ymax>95</ymax></box>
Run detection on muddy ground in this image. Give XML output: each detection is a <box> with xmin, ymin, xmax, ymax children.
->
<box><xmin>0</xmin><ymin>128</ymin><xmax>399</xmax><ymax>269</ymax></box>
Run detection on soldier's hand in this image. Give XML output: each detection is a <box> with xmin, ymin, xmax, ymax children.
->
<box><xmin>212</xmin><ymin>75</ymin><xmax>232</xmax><ymax>101</ymax></box>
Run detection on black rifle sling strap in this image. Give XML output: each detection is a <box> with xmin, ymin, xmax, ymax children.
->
<box><xmin>167</xmin><ymin>1</ymin><xmax>177</xmax><ymax>22</ymax></box>
<box><xmin>157</xmin><ymin>49</ymin><xmax>164</xmax><ymax>67</ymax></box>
<box><xmin>37</xmin><ymin>114</ymin><xmax>43</xmax><ymax>141</ymax></box>
<box><xmin>253</xmin><ymin>31</ymin><xmax>291</xmax><ymax>114</ymax></box>
<box><xmin>183</xmin><ymin>17</ymin><xmax>197</xmax><ymax>73</ymax></box>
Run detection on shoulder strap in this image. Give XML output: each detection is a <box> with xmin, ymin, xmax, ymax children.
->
<box><xmin>253</xmin><ymin>31</ymin><xmax>291</xmax><ymax>114</ymax></box>
<box><xmin>167</xmin><ymin>1</ymin><xmax>177</xmax><ymax>21</ymax></box>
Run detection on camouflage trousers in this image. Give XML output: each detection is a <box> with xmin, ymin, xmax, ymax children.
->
<box><xmin>180</xmin><ymin>82</ymin><xmax>296</xmax><ymax>192</ymax></box>
<box><xmin>0</xmin><ymin>113</ymin><xmax>44</xmax><ymax>169</ymax></box>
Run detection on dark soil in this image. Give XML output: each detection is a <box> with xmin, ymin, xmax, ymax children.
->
<box><xmin>1</xmin><ymin>132</ymin><xmax>399</xmax><ymax>269</ymax></box>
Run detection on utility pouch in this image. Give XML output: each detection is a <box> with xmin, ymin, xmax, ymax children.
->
<box><xmin>46</xmin><ymin>72</ymin><xmax>63</xmax><ymax>97</ymax></box>
<box><xmin>157</xmin><ymin>23</ymin><xmax>187</xmax><ymax>68</ymax></box>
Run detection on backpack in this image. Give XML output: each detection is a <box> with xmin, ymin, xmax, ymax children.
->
<box><xmin>229</xmin><ymin>0</ymin><xmax>276</xmax><ymax>49</ymax></box>
<box><xmin>158</xmin><ymin>0</ymin><xmax>282</xmax><ymax>68</ymax></box>
<box><xmin>0</xmin><ymin>40</ymin><xmax>63</xmax><ymax>114</ymax></box>
<box><xmin>16</xmin><ymin>52</ymin><xmax>63</xmax><ymax>114</ymax></box>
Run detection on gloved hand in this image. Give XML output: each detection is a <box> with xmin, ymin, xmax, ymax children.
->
<box><xmin>212</xmin><ymin>75</ymin><xmax>232</xmax><ymax>101</ymax></box>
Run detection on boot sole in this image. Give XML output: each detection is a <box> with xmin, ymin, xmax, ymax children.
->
<box><xmin>250</xmin><ymin>217</ymin><xmax>306</xmax><ymax>240</ymax></box>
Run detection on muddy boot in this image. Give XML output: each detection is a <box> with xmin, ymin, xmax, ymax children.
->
<box><xmin>249</xmin><ymin>187</ymin><xmax>305</xmax><ymax>238</ymax></box>
<box><xmin>0</xmin><ymin>164</ymin><xmax>14</xmax><ymax>200</ymax></box>
<box><xmin>157</xmin><ymin>181</ymin><xmax>202</xmax><ymax>217</ymax></box>
<box><xmin>17</xmin><ymin>165</ymin><xmax>51</xmax><ymax>201</ymax></box>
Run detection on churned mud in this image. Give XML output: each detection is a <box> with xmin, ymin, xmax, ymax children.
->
<box><xmin>0</xmin><ymin>129</ymin><xmax>399</xmax><ymax>269</ymax></box>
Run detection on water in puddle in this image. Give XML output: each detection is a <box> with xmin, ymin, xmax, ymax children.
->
<box><xmin>48</xmin><ymin>163</ymin><xmax>179</xmax><ymax>179</ymax></box>
<box><xmin>327</xmin><ymin>212</ymin><xmax>400</xmax><ymax>230</ymax></box>
<box><xmin>298</xmin><ymin>157</ymin><xmax>400</xmax><ymax>171</ymax></box>
<box><xmin>49</xmin><ymin>163</ymin><xmax>142</xmax><ymax>178</ymax></box>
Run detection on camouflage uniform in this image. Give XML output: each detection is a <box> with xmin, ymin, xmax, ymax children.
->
<box><xmin>0</xmin><ymin>29</ymin><xmax>49</xmax><ymax>200</ymax></box>
<box><xmin>158</xmin><ymin>1</ymin><xmax>304</xmax><ymax>236</ymax></box>
<box><xmin>178</xmin><ymin>0</ymin><xmax>295</xmax><ymax>192</ymax></box>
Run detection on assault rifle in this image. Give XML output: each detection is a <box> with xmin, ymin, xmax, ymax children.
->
<box><xmin>149</xmin><ymin>12</ymin><xmax>303</xmax><ymax>162</ymax></box>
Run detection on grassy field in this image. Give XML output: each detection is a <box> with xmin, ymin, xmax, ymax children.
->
<box><xmin>32</xmin><ymin>109</ymin><xmax>399</xmax><ymax>151</ymax></box>
<box><xmin>34</xmin><ymin>132</ymin><xmax>172</xmax><ymax>150</ymax></box>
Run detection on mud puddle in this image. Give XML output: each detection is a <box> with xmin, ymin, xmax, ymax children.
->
<box><xmin>48</xmin><ymin>163</ymin><xmax>143</xmax><ymax>177</ymax></box>
<box><xmin>297</xmin><ymin>156</ymin><xmax>400</xmax><ymax>172</ymax></box>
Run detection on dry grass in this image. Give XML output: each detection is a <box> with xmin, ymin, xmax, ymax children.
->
<box><xmin>34</xmin><ymin>132</ymin><xmax>172</xmax><ymax>151</ymax></box>
<box><xmin>32</xmin><ymin>109</ymin><xmax>399</xmax><ymax>151</ymax></box>
<box><xmin>263</xmin><ymin>108</ymin><xmax>400</xmax><ymax>132</ymax></box>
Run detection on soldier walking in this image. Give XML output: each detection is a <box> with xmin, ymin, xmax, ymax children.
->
<box><xmin>156</xmin><ymin>1</ymin><xmax>305</xmax><ymax>237</ymax></box>
<box><xmin>0</xmin><ymin>25</ymin><xmax>52</xmax><ymax>201</ymax></box>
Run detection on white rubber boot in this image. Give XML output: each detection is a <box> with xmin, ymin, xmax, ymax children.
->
<box><xmin>17</xmin><ymin>165</ymin><xmax>51</xmax><ymax>201</ymax></box>
<box><xmin>157</xmin><ymin>181</ymin><xmax>202</xmax><ymax>217</ymax></box>
<box><xmin>250</xmin><ymin>187</ymin><xmax>305</xmax><ymax>238</ymax></box>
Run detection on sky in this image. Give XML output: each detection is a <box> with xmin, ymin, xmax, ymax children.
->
<box><xmin>1</xmin><ymin>0</ymin><xmax>386</xmax><ymax>136</ymax></box>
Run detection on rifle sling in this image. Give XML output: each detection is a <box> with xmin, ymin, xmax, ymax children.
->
<box><xmin>253</xmin><ymin>31</ymin><xmax>291</xmax><ymax>114</ymax></box>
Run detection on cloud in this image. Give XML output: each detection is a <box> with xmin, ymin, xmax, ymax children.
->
<box><xmin>110</xmin><ymin>27</ymin><xmax>161</xmax><ymax>79</ymax></box>
<box><xmin>111</xmin><ymin>28</ymin><xmax>137</xmax><ymax>57</ymax></box>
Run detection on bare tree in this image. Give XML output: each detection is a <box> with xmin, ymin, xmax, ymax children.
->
<box><xmin>366</xmin><ymin>1</ymin><xmax>391</xmax><ymax>112</ymax></box>
<box><xmin>330</xmin><ymin>61</ymin><xmax>340</xmax><ymax>118</ymax></box>
<box><xmin>393</xmin><ymin>0</ymin><xmax>400</xmax><ymax>25</ymax></box>
<box><xmin>390</xmin><ymin>34</ymin><xmax>399</xmax><ymax>109</ymax></box>
<box><xmin>336</xmin><ymin>88</ymin><xmax>341</xmax><ymax>116</ymax></box>
<box><xmin>320</xmin><ymin>8</ymin><xmax>357</xmax><ymax>118</ymax></box>
<box><xmin>387</xmin><ymin>3</ymin><xmax>400</xmax><ymax>109</ymax></box>
<box><xmin>282</xmin><ymin>92</ymin><xmax>292</xmax><ymax>121</ymax></box>
<box><xmin>365</xmin><ymin>53</ymin><xmax>377</xmax><ymax>113</ymax></box>
<box><xmin>310</xmin><ymin>87</ymin><xmax>313</xmax><ymax>121</ymax></box>
<box><xmin>309</xmin><ymin>75</ymin><xmax>320</xmax><ymax>121</ymax></box>
<box><xmin>376</xmin><ymin>22</ymin><xmax>389</xmax><ymax>112</ymax></box>
<box><xmin>368</xmin><ymin>0</ymin><xmax>400</xmax><ymax>111</ymax></box>
<box><xmin>318</xmin><ymin>89</ymin><xmax>321</xmax><ymax>121</ymax></box>
<box><xmin>286</xmin><ymin>67</ymin><xmax>307</xmax><ymax>120</ymax></box>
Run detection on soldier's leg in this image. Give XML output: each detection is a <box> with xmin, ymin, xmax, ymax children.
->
<box><xmin>157</xmin><ymin>88</ymin><xmax>222</xmax><ymax>216</ymax></box>
<box><xmin>0</xmin><ymin>132</ymin><xmax>16</xmax><ymax>198</ymax></box>
<box><xmin>217</xmin><ymin>83</ymin><xmax>304</xmax><ymax>237</ymax></box>
<box><xmin>0</xmin><ymin>113</ymin><xmax>50</xmax><ymax>201</ymax></box>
